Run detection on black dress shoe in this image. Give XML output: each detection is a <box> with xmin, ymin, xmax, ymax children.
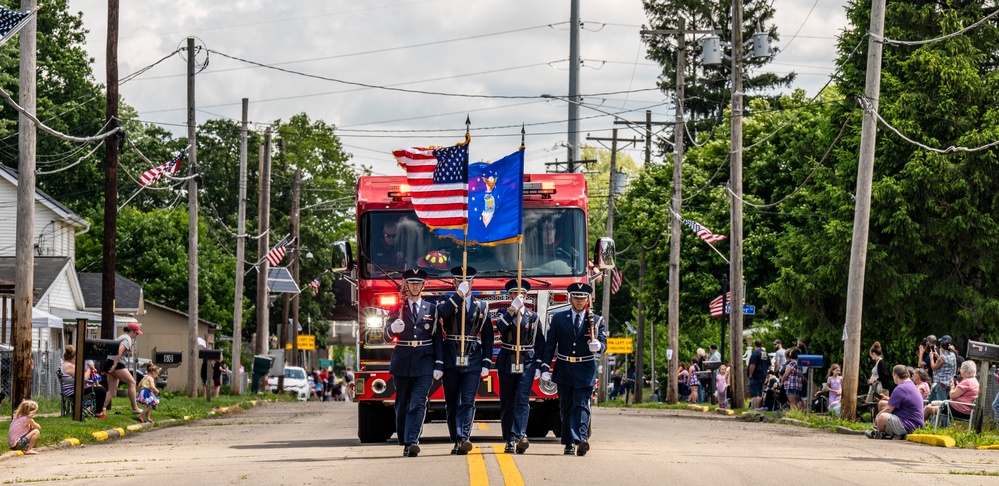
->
<box><xmin>576</xmin><ymin>440</ymin><xmax>589</xmax><ymax>456</ymax></box>
<box><xmin>403</xmin><ymin>445</ymin><xmax>410</xmax><ymax>457</ymax></box>
<box><xmin>408</xmin><ymin>444</ymin><xmax>421</xmax><ymax>457</ymax></box>
<box><xmin>457</xmin><ymin>439</ymin><xmax>472</xmax><ymax>455</ymax></box>
<box><xmin>563</xmin><ymin>444</ymin><xmax>575</xmax><ymax>455</ymax></box>
<box><xmin>504</xmin><ymin>441</ymin><xmax>515</xmax><ymax>453</ymax></box>
<box><xmin>451</xmin><ymin>442</ymin><xmax>460</xmax><ymax>455</ymax></box>
<box><xmin>515</xmin><ymin>436</ymin><xmax>529</xmax><ymax>454</ymax></box>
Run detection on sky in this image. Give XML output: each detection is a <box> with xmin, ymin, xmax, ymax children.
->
<box><xmin>67</xmin><ymin>0</ymin><xmax>850</xmax><ymax>176</ymax></box>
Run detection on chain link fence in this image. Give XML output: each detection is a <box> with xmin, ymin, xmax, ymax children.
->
<box><xmin>1</xmin><ymin>349</ymin><xmax>61</xmax><ymax>404</ymax></box>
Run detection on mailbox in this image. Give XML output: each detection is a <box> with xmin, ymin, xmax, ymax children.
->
<box><xmin>154</xmin><ymin>349</ymin><xmax>183</xmax><ymax>367</ymax></box>
<box><xmin>252</xmin><ymin>355</ymin><xmax>273</xmax><ymax>374</ymax></box>
<box><xmin>797</xmin><ymin>355</ymin><xmax>824</xmax><ymax>368</ymax></box>
<box><xmin>84</xmin><ymin>338</ymin><xmax>120</xmax><ymax>360</ymax></box>
<box><xmin>198</xmin><ymin>348</ymin><xmax>223</xmax><ymax>361</ymax></box>
<box><xmin>702</xmin><ymin>360</ymin><xmax>722</xmax><ymax>371</ymax></box>
<box><xmin>967</xmin><ymin>340</ymin><xmax>999</xmax><ymax>361</ymax></box>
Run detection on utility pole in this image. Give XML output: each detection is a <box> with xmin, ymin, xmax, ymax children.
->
<box><xmin>842</xmin><ymin>0</ymin><xmax>886</xmax><ymax>420</ymax></box>
<box><xmin>12</xmin><ymin>0</ymin><xmax>38</xmax><ymax>407</ymax></box>
<box><xmin>231</xmin><ymin>98</ymin><xmax>248</xmax><ymax>394</ymax></box>
<box><xmin>101</xmin><ymin>0</ymin><xmax>119</xmax><ymax>339</ymax></box>
<box><xmin>587</xmin><ymin>129</ymin><xmax>635</xmax><ymax>402</ymax></box>
<box><xmin>728</xmin><ymin>0</ymin><xmax>747</xmax><ymax>409</ymax></box>
<box><xmin>291</xmin><ymin>169</ymin><xmax>302</xmax><ymax>367</ymax></box>
<box><xmin>255</xmin><ymin>129</ymin><xmax>273</xmax><ymax>356</ymax></box>
<box><xmin>544</xmin><ymin>158</ymin><xmax>595</xmax><ymax>174</ymax></box>
<box><xmin>567</xmin><ymin>0</ymin><xmax>580</xmax><ymax>170</ymax></box>
<box><xmin>186</xmin><ymin>37</ymin><xmax>200</xmax><ymax>398</ymax></box>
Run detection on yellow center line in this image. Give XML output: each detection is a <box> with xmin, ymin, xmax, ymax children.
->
<box><xmin>475</xmin><ymin>421</ymin><xmax>490</xmax><ymax>431</ymax></box>
<box><xmin>467</xmin><ymin>446</ymin><xmax>489</xmax><ymax>486</ymax></box>
<box><xmin>491</xmin><ymin>445</ymin><xmax>525</xmax><ymax>486</ymax></box>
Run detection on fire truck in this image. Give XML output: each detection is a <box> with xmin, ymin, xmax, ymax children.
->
<box><xmin>331</xmin><ymin>173</ymin><xmax>614</xmax><ymax>443</ymax></box>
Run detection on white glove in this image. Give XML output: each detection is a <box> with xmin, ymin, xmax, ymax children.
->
<box><xmin>390</xmin><ymin>318</ymin><xmax>405</xmax><ymax>333</ymax></box>
<box><xmin>480</xmin><ymin>367</ymin><xmax>489</xmax><ymax>378</ymax></box>
<box><xmin>511</xmin><ymin>295</ymin><xmax>524</xmax><ymax>311</ymax></box>
<box><xmin>457</xmin><ymin>281</ymin><xmax>470</xmax><ymax>297</ymax></box>
<box><xmin>534</xmin><ymin>369</ymin><xmax>541</xmax><ymax>381</ymax></box>
<box><xmin>433</xmin><ymin>370</ymin><xmax>443</xmax><ymax>381</ymax></box>
<box><xmin>541</xmin><ymin>372</ymin><xmax>551</xmax><ymax>382</ymax></box>
<box><xmin>588</xmin><ymin>340</ymin><xmax>601</xmax><ymax>352</ymax></box>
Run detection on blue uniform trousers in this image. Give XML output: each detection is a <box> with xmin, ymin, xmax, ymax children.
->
<box><xmin>498</xmin><ymin>360</ymin><xmax>536</xmax><ymax>442</ymax></box>
<box><xmin>443</xmin><ymin>369</ymin><xmax>480</xmax><ymax>442</ymax></box>
<box><xmin>557</xmin><ymin>383</ymin><xmax>593</xmax><ymax>446</ymax></box>
<box><xmin>394</xmin><ymin>374</ymin><xmax>432</xmax><ymax>445</ymax></box>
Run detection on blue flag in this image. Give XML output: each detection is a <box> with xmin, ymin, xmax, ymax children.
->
<box><xmin>434</xmin><ymin>149</ymin><xmax>524</xmax><ymax>245</ymax></box>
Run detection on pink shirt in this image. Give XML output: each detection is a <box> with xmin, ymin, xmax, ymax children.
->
<box><xmin>951</xmin><ymin>377</ymin><xmax>979</xmax><ymax>415</ymax></box>
<box><xmin>916</xmin><ymin>381</ymin><xmax>930</xmax><ymax>400</ymax></box>
<box><xmin>7</xmin><ymin>416</ymin><xmax>32</xmax><ymax>447</ymax></box>
<box><xmin>716</xmin><ymin>373</ymin><xmax>728</xmax><ymax>393</ymax></box>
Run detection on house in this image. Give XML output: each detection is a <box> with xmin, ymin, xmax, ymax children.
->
<box><xmin>136</xmin><ymin>301</ymin><xmax>220</xmax><ymax>393</ymax></box>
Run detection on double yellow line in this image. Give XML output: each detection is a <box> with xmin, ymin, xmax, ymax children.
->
<box><xmin>466</xmin><ymin>423</ymin><xmax>525</xmax><ymax>486</ymax></box>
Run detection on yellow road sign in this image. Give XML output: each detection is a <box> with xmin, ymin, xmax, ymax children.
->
<box><xmin>606</xmin><ymin>337</ymin><xmax>633</xmax><ymax>354</ymax></box>
<box><xmin>286</xmin><ymin>334</ymin><xmax>316</xmax><ymax>351</ymax></box>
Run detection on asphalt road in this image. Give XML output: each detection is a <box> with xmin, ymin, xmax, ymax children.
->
<box><xmin>4</xmin><ymin>402</ymin><xmax>999</xmax><ymax>484</ymax></box>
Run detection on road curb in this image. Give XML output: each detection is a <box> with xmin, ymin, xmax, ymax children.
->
<box><xmin>715</xmin><ymin>408</ymin><xmax>735</xmax><ymax>416</ymax></box>
<box><xmin>906</xmin><ymin>434</ymin><xmax>955</xmax><ymax>448</ymax></box>
<box><xmin>834</xmin><ymin>426</ymin><xmax>866</xmax><ymax>436</ymax></box>
<box><xmin>977</xmin><ymin>444</ymin><xmax>999</xmax><ymax>450</ymax></box>
<box><xmin>686</xmin><ymin>404</ymin><xmax>709</xmax><ymax>412</ymax></box>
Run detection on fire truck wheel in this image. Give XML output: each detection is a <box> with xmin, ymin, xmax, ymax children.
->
<box><xmin>358</xmin><ymin>402</ymin><xmax>395</xmax><ymax>443</ymax></box>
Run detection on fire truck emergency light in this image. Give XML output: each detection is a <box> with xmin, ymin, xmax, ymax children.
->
<box><xmin>388</xmin><ymin>184</ymin><xmax>411</xmax><ymax>199</ymax></box>
<box><xmin>376</xmin><ymin>294</ymin><xmax>398</xmax><ymax>308</ymax></box>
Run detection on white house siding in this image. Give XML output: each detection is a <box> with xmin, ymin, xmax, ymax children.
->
<box><xmin>37</xmin><ymin>266</ymin><xmax>80</xmax><ymax>312</ymax></box>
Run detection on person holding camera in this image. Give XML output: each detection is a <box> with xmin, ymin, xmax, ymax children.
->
<box><xmin>928</xmin><ymin>335</ymin><xmax>958</xmax><ymax>402</ymax></box>
<box><xmin>917</xmin><ymin>335</ymin><xmax>937</xmax><ymax>383</ymax></box>
<box><xmin>924</xmin><ymin>360</ymin><xmax>979</xmax><ymax>425</ymax></box>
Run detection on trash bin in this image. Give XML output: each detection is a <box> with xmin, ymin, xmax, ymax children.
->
<box><xmin>251</xmin><ymin>355</ymin><xmax>273</xmax><ymax>394</ymax></box>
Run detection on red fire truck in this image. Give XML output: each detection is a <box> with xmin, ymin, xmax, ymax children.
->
<box><xmin>331</xmin><ymin>173</ymin><xmax>613</xmax><ymax>443</ymax></box>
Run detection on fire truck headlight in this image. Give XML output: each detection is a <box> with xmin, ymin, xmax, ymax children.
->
<box><xmin>362</xmin><ymin>306</ymin><xmax>389</xmax><ymax>329</ymax></box>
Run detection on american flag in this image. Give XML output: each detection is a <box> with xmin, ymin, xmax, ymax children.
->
<box><xmin>308</xmin><ymin>277</ymin><xmax>321</xmax><ymax>296</ymax></box>
<box><xmin>611</xmin><ymin>268</ymin><xmax>623</xmax><ymax>295</ymax></box>
<box><xmin>265</xmin><ymin>236</ymin><xmax>294</xmax><ymax>266</ymax></box>
<box><xmin>680</xmin><ymin>218</ymin><xmax>727</xmax><ymax>244</ymax></box>
<box><xmin>709</xmin><ymin>292</ymin><xmax>731</xmax><ymax>318</ymax></box>
<box><xmin>0</xmin><ymin>6</ymin><xmax>33</xmax><ymax>48</ymax></box>
<box><xmin>393</xmin><ymin>141</ymin><xmax>469</xmax><ymax>229</ymax></box>
<box><xmin>139</xmin><ymin>149</ymin><xmax>185</xmax><ymax>187</ymax></box>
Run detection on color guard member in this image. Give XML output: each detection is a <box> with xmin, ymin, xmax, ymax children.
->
<box><xmin>496</xmin><ymin>278</ymin><xmax>543</xmax><ymax>454</ymax></box>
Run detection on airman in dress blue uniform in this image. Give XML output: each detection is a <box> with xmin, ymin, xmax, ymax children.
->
<box><xmin>496</xmin><ymin>278</ymin><xmax>543</xmax><ymax>454</ymax></box>
<box><xmin>385</xmin><ymin>268</ymin><xmax>443</xmax><ymax>458</ymax></box>
<box><xmin>541</xmin><ymin>282</ymin><xmax>607</xmax><ymax>456</ymax></box>
<box><xmin>438</xmin><ymin>265</ymin><xmax>493</xmax><ymax>455</ymax></box>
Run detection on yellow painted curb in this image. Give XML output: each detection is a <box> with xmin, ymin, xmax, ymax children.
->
<box><xmin>60</xmin><ymin>437</ymin><xmax>80</xmax><ymax>447</ymax></box>
<box><xmin>715</xmin><ymin>408</ymin><xmax>735</xmax><ymax>415</ymax></box>
<box><xmin>126</xmin><ymin>424</ymin><xmax>144</xmax><ymax>431</ymax></box>
<box><xmin>976</xmin><ymin>444</ymin><xmax>999</xmax><ymax>450</ymax></box>
<box><xmin>906</xmin><ymin>434</ymin><xmax>955</xmax><ymax>448</ymax></box>
<box><xmin>183</xmin><ymin>416</ymin><xmax>191</xmax><ymax>420</ymax></box>
<box><xmin>686</xmin><ymin>404</ymin><xmax>709</xmax><ymax>412</ymax></box>
<box><xmin>92</xmin><ymin>431</ymin><xmax>109</xmax><ymax>441</ymax></box>
<box><xmin>114</xmin><ymin>427</ymin><xmax>126</xmax><ymax>437</ymax></box>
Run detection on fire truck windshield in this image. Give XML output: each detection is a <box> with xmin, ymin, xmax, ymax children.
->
<box><xmin>360</xmin><ymin>209</ymin><xmax>587</xmax><ymax>278</ymax></box>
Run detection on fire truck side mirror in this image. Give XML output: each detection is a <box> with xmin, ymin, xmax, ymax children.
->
<box><xmin>331</xmin><ymin>241</ymin><xmax>355</xmax><ymax>272</ymax></box>
<box><xmin>594</xmin><ymin>237</ymin><xmax>616</xmax><ymax>270</ymax></box>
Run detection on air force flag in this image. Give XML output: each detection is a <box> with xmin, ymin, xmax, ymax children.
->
<box><xmin>434</xmin><ymin>149</ymin><xmax>524</xmax><ymax>245</ymax></box>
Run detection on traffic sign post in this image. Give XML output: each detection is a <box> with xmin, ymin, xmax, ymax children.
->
<box><xmin>607</xmin><ymin>337</ymin><xmax>634</xmax><ymax>354</ymax></box>
<box><xmin>725</xmin><ymin>304</ymin><xmax>755</xmax><ymax>315</ymax></box>
<box><xmin>287</xmin><ymin>334</ymin><xmax>316</xmax><ymax>351</ymax></box>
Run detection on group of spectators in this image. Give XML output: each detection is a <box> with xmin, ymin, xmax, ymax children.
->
<box><xmin>310</xmin><ymin>366</ymin><xmax>355</xmax><ymax>402</ymax></box>
<box><xmin>863</xmin><ymin>335</ymin><xmax>983</xmax><ymax>440</ymax></box>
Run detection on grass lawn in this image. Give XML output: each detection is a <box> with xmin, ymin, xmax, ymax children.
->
<box><xmin>2</xmin><ymin>391</ymin><xmax>297</xmax><ymax>453</ymax></box>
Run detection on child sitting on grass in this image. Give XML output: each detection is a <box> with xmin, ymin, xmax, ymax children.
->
<box><xmin>137</xmin><ymin>363</ymin><xmax>161</xmax><ymax>424</ymax></box>
<box><xmin>7</xmin><ymin>399</ymin><xmax>41</xmax><ymax>455</ymax></box>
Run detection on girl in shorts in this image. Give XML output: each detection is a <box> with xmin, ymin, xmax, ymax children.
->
<box><xmin>7</xmin><ymin>400</ymin><xmax>41</xmax><ymax>455</ymax></box>
<box><xmin>137</xmin><ymin>363</ymin><xmax>161</xmax><ymax>424</ymax></box>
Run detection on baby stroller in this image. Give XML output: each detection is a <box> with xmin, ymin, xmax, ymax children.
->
<box><xmin>762</xmin><ymin>384</ymin><xmax>790</xmax><ymax>413</ymax></box>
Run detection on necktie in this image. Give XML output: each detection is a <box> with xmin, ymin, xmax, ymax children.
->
<box><xmin>574</xmin><ymin>313</ymin><xmax>581</xmax><ymax>331</ymax></box>
<box><xmin>411</xmin><ymin>302</ymin><xmax>419</xmax><ymax>325</ymax></box>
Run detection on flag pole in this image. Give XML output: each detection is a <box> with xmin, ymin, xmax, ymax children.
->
<box><xmin>514</xmin><ymin>126</ymin><xmax>526</xmax><ymax>370</ymax></box>
<box><xmin>459</xmin><ymin>115</ymin><xmax>471</xmax><ymax>365</ymax></box>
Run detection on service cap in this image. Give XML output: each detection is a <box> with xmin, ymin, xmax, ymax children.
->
<box><xmin>504</xmin><ymin>278</ymin><xmax>531</xmax><ymax>294</ymax></box>
<box><xmin>402</xmin><ymin>268</ymin><xmax>428</xmax><ymax>283</ymax></box>
<box><xmin>449</xmin><ymin>266</ymin><xmax>477</xmax><ymax>279</ymax></box>
<box><xmin>566</xmin><ymin>282</ymin><xmax>592</xmax><ymax>297</ymax></box>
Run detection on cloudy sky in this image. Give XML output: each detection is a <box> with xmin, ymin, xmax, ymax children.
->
<box><xmin>67</xmin><ymin>0</ymin><xmax>849</xmax><ymax>175</ymax></box>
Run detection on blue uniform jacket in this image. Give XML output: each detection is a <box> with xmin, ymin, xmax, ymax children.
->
<box><xmin>542</xmin><ymin>308</ymin><xmax>607</xmax><ymax>387</ymax></box>
<box><xmin>385</xmin><ymin>298</ymin><xmax>444</xmax><ymax>377</ymax></box>
<box><xmin>495</xmin><ymin>307</ymin><xmax>543</xmax><ymax>371</ymax></box>
<box><xmin>437</xmin><ymin>292</ymin><xmax>493</xmax><ymax>372</ymax></box>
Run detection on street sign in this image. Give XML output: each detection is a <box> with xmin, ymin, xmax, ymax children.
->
<box><xmin>607</xmin><ymin>356</ymin><xmax>617</xmax><ymax>366</ymax></box>
<box><xmin>286</xmin><ymin>334</ymin><xmax>316</xmax><ymax>350</ymax></box>
<box><xmin>318</xmin><ymin>359</ymin><xmax>333</xmax><ymax>368</ymax></box>
<box><xmin>606</xmin><ymin>337</ymin><xmax>633</xmax><ymax>354</ymax></box>
<box><xmin>725</xmin><ymin>305</ymin><xmax>756</xmax><ymax>315</ymax></box>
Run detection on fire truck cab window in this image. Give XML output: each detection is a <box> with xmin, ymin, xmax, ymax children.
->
<box><xmin>359</xmin><ymin>209</ymin><xmax>586</xmax><ymax>278</ymax></box>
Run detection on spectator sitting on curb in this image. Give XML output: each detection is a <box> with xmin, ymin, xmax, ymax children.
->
<box><xmin>7</xmin><ymin>400</ymin><xmax>41</xmax><ymax>455</ymax></box>
<box><xmin>866</xmin><ymin>365</ymin><xmax>923</xmax><ymax>440</ymax></box>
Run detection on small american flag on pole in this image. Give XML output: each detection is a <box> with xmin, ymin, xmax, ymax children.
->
<box><xmin>139</xmin><ymin>149</ymin><xmax>185</xmax><ymax>187</ymax></box>
<box><xmin>265</xmin><ymin>236</ymin><xmax>293</xmax><ymax>266</ymax></box>
<box><xmin>308</xmin><ymin>277</ymin><xmax>321</xmax><ymax>296</ymax></box>
<box><xmin>393</xmin><ymin>139</ymin><xmax>469</xmax><ymax>229</ymax></box>
<box><xmin>0</xmin><ymin>6</ymin><xmax>35</xmax><ymax>49</ymax></box>
<box><xmin>610</xmin><ymin>268</ymin><xmax>623</xmax><ymax>294</ymax></box>
<box><xmin>680</xmin><ymin>218</ymin><xmax>727</xmax><ymax>244</ymax></box>
<box><xmin>709</xmin><ymin>292</ymin><xmax>731</xmax><ymax>318</ymax></box>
